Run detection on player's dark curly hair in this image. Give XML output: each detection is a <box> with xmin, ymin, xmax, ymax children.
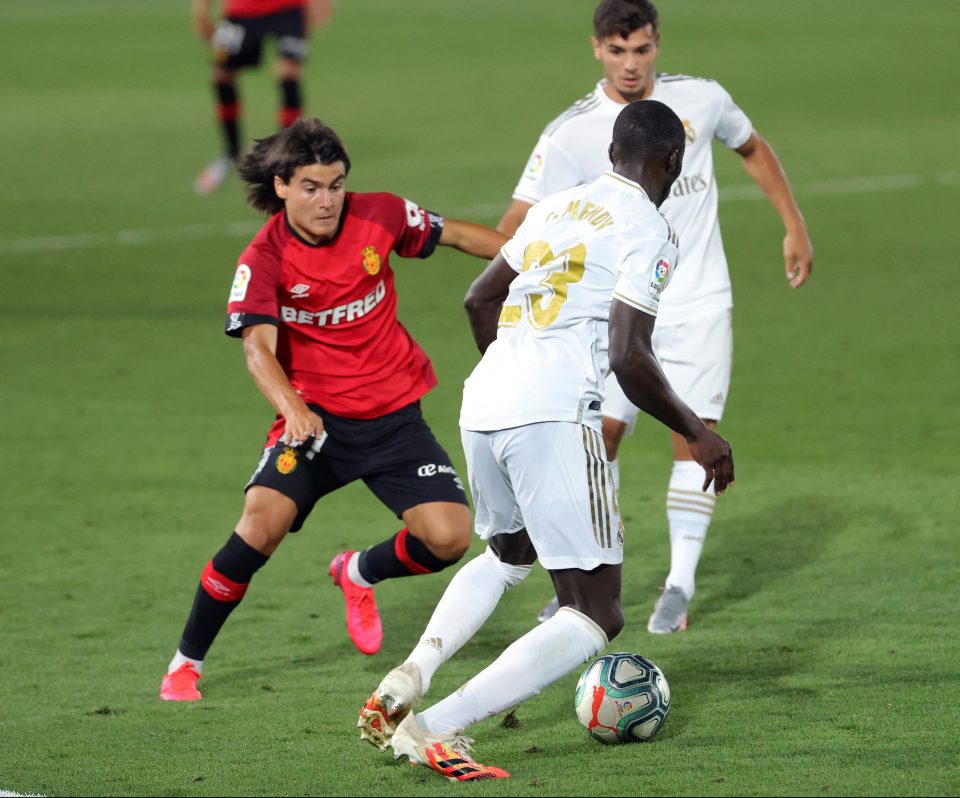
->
<box><xmin>237</xmin><ymin>117</ymin><xmax>352</xmax><ymax>215</ymax></box>
<box><xmin>593</xmin><ymin>0</ymin><xmax>659</xmax><ymax>40</ymax></box>
<box><xmin>611</xmin><ymin>99</ymin><xmax>684</xmax><ymax>164</ymax></box>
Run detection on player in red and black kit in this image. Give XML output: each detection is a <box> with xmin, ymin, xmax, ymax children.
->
<box><xmin>161</xmin><ymin>118</ymin><xmax>507</xmax><ymax>701</ymax></box>
<box><xmin>192</xmin><ymin>0</ymin><xmax>333</xmax><ymax>195</ymax></box>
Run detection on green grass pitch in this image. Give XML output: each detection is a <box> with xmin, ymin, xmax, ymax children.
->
<box><xmin>1</xmin><ymin>1</ymin><xmax>958</xmax><ymax>795</ymax></box>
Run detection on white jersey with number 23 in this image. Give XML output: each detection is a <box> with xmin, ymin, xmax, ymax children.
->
<box><xmin>460</xmin><ymin>171</ymin><xmax>679</xmax><ymax>433</ymax></box>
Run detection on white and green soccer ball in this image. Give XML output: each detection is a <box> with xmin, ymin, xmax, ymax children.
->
<box><xmin>574</xmin><ymin>652</ymin><xmax>671</xmax><ymax>744</ymax></box>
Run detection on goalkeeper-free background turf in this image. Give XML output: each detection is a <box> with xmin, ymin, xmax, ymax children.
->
<box><xmin>1</xmin><ymin>1</ymin><xmax>958</xmax><ymax>796</ymax></box>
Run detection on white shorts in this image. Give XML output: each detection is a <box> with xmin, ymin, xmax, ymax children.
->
<box><xmin>604</xmin><ymin>308</ymin><xmax>733</xmax><ymax>433</ymax></box>
<box><xmin>460</xmin><ymin>422</ymin><xmax>624</xmax><ymax>571</ymax></box>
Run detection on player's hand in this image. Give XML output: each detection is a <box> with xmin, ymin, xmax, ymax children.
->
<box><xmin>687</xmin><ymin>428</ymin><xmax>735</xmax><ymax>495</ymax></box>
<box><xmin>784</xmin><ymin>226</ymin><xmax>813</xmax><ymax>288</ymax></box>
<box><xmin>194</xmin><ymin>16</ymin><xmax>215</xmax><ymax>41</ymax></box>
<box><xmin>280</xmin><ymin>408</ymin><xmax>325</xmax><ymax>449</ymax></box>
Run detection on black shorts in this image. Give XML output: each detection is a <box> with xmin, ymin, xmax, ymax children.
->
<box><xmin>245</xmin><ymin>402</ymin><xmax>469</xmax><ymax>532</ymax></box>
<box><xmin>212</xmin><ymin>8</ymin><xmax>308</xmax><ymax>70</ymax></box>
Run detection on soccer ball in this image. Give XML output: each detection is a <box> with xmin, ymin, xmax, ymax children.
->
<box><xmin>574</xmin><ymin>652</ymin><xmax>670</xmax><ymax>744</ymax></box>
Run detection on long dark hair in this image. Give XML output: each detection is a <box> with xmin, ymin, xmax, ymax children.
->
<box><xmin>237</xmin><ymin>118</ymin><xmax>352</xmax><ymax>214</ymax></box>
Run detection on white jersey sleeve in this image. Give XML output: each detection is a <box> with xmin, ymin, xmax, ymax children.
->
<box><xmin>613</xmin><ymin>231</ymin><xmax>680</xmax><ymax>317</ymax></box>
<box><xmin>512</xmin><ymin>134</ymin><xmax>584</xmax><ymax>205</ymax></box>
<box><xmin>713</xmin><ymin>84</ymin><xmax>753</xmax><ymax>150</ymax></box>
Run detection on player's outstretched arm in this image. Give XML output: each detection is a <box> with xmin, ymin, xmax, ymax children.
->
<box><xmin>463</xmin><ymin>255</ymin><xmax>517</xmax><ymax>354</ymax></box>
<box><xmin>439</xmin><ymin>219</ymin><xmax>508</xmax><ymax>261</ymax></box>
<box><xmin>496</xmin><ymin>199</ymin><xmax>533</xmax><ymax>237</ymax></box>
<box><xmin>241</xmin><ymin>325</ymin><xmax>324</xmax><ymax>445</ymax></box>
<box><xmin>735</xmin><ymin>132</ymin><xmax>813</xmax><ymax>289</ymax></box>
<box><xmin>609</xmin><ymin>299</ymin><xmax>734</xmax><ymax>493</ymax></box>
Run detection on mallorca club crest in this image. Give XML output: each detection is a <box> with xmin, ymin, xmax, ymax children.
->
<box><xmin>361</xmin><ymin>245</ymin><xmax>382</xmax><ymax>276</ymax></box>
<box><xmin>275</xmin><ymin>447</ymin><xmax>298</xmax><ymax>475</ymax></box>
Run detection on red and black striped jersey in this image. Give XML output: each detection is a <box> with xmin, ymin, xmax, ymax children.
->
<box><xmin>226</xmin><ymin>192</ymin><xmax>445</xmax><ymax>419</ymax></box>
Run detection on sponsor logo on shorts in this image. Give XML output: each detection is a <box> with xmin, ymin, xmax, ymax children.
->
<box><xmin>230</xmin><ymin>264</ymin><xmax>251</xmax><ymax>302</ymax></box>
<box><xmin>275</xmin><ymin>447</ymin><xmax>298</xmax><ymax>475</ymax></box>
<box><xmin>417</xmin><ymin>463</ymin><xmax>459</xmax><ymax>478</ymax></box>
<box><xmin>227</xmin><ymin>312</ymin><xmax>243</xmax><ymax>332</ymax></box>
<box><xmin>361</xmin><ymin>245</ymin><xmax>381</xmax><ymax>275</ymax></box>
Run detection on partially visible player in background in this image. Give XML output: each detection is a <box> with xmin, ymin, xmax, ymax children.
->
<box><xmin>160</xmin><ymin>118</ymin><xmax>507</xmax><ymax>702</ymax></box>
<box><xmin>191</xmin><ymin>0</ymin><xmax>333</xmax><ymax>195</ymax></box>
<box><xmin>357</xmin><ymin>101</ymin><xmax>734</xmax><ymax>781</ymax></box>
<box><xmin>500</xmin><ymin>0</ymin><xmax>813</xmax><ymax>634</ymax></box>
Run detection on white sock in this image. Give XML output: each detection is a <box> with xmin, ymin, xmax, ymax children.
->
<box><xmin>405</xmin><ymin>547</ymin><xmax>530</xmax><ymax>695</ymax></box>
<box><xmin>347</xmin><ymin>550</ymin><xmax>374</xmax><ymax>588</ymax></box>
<box><xmin>417</xmin><ymin>607</ymin><xmax>607</xmax><ymax>736</ymax></box>
<box><xmin>664</xmin><ymin>460</ymin><xmax>716</xmax><ymax>599</ymax></box>
<box><xmin>168</xmin><ymin>649</ymin><xmax>204</xmax><ymax>675</ymax></box>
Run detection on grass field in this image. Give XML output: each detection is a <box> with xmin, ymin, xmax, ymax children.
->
<box><xmin>2</xmin><ymin>1</ymin><xmax>959</xmax><ymax>796</ymax></box>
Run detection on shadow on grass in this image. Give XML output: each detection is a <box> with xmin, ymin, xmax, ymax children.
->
<box><xmin>694</xmin><ymin>493</ymin><xmax>849</xmax><ymax>625</ymax></box>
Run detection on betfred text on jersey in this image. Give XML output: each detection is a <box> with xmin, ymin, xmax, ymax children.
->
<box><xmin>281</xmin><ymin>280</ymin><xmax>386</xmax><ymax>327</ymax></box>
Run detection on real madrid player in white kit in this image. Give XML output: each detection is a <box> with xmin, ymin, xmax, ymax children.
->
<box><xmin>499</xmin><ymin>0</ymin><xmax>814</xmax><ymax>634</ymax></box>
<box><xmin>356</xmin><ymin>101</ymin><xmax>734</xmax><ymax>782</ymax></box>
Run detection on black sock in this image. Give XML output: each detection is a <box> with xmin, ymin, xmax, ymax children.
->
<box><xmin>357</xmin><ymin>528</ymin><xmax>460</xmax><ymax>584</ymax></box>
<box><xmin>278</xmin><ymin>78</ymin><xmax>302</xmax><ymax>128</ymax></box>
<box><xmin>215</xmin><ymin>81</ymin><xmax>241</xmax><ymax>160</ymax></box>
<box><xmin>178</xmin><ymin>532</ymin><xmax>268</xmax><ymax>660</ymax></box>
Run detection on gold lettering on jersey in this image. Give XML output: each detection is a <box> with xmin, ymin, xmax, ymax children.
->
<box><xmin>545</xmin><ymin>200</ymin><xmax>615</xmax><ymax>231</ymax></box>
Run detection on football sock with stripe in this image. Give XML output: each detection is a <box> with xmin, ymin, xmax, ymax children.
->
<box><xmin>176</xmin><ymin>532</ymin><xmax>268</xmax><ymax>661</ymax></box>
<box><xmin>215</xmin><ymin>81</ymin><xmax>241</xmax><ymax>160</ymax></box>
<box><xmin>665</xmin><ymin>460</ymin><xmax>716</xmax><ymax>599</ymax></box>
<box><xmin>278</xmin><ymin>78</ymin><xmax>302</xmax><ymax>128</ymax></box>
<box><xmin>356</xmin><ymin>528</ymin><xmax>459</xmax><ymax>584</ymax></box>
<box><xmin>405</xmin><ymin>547</ymin><xmax>531</xmax><ymax>694</ymax></box>
<box><xmin>416</xmin><ymin>607</ymin><xmax>607</xmax><ymax>736</ymax></box>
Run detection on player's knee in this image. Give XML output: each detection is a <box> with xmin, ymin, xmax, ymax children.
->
<box><xmin>424</xmin><ymin>525</ymin><xmax>470</xmax><ymax>562</ymax></box>
<box><xmin>484</xmin><ymin>547</ymin><xmax>532</xmax><ymax>589</ymax></box>
<box><xmin>409</xmin><ymin>504</ymin><xmax>472</xmax><ymax>561</ymax></box>
<box><xmin>235</xmin><ymin>490</ymin><xmax>296</xmax><ymax>554</ymax></box>
<box><xmin>580</xmin><ymin>600</ymin><xmax>624</xmax><ymax>642</ymax></box>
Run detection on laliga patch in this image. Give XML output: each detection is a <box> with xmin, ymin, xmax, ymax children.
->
<box><xmin>275</xmin><ymin>447</ymin><xmax>298</xmax><ymax>475</ymax></box>
<box><xmin>648</xmin><ymin>255</ymin><xmax>672</xmax><ymax>297</ymax></box>
<box><xmin>361</xmin><ymin>245</ymin><xmax>381</xmax><ymax>275</ymax></box>
<box><xmin>229</xmin><ymin>264</ymin><xmax>251</xmax><ymax>302</ymax></box>
<box><xmin>524</xmin><ymin>151</ymin><xmax>544</xmax><ymax>176</ymax></box>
